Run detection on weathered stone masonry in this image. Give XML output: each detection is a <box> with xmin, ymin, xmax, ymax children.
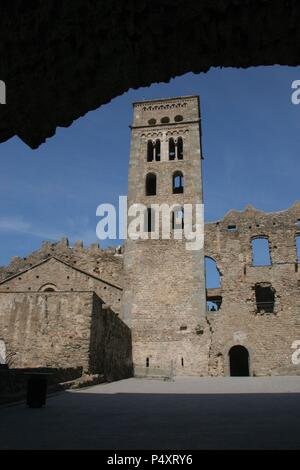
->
<box><xmin>122</xmin><ymin>96</ymin><xmax>209</xmax><ymax>376</ymax></box>
<box><xmin>0</xmin><ymin>251</ymin><xmax>132</xmax><ymax>381</ymax></box>
<box><xmin>0</xmin><ymin>256</ymin><xmax>122</xmax><ymax>315</ymax></box>
<box><xmin>0</xmin><ymin>95</ymin><xmax>299</xmax><ymax>378</ymax></box>
<box><xmin>1</xmin><ymin>200</ymin><xmax>299</xmax><ymax>378</ymax></box>
<box><xmin>120</xmin><ymin>95</ymin><xmax>300</xmax><ymax>377</ymax></box>
<box><xmin>205</xmin><ymin>203</ymin><xmax>300</xmax><ymax>376</ymax></box>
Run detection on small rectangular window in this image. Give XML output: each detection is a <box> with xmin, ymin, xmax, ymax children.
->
<box><xmin>255</xmin><ymin>283</ymin><xmax>275</xmax><ymax>313</ymax></box>
<box><xmin>227</xmin><ymin>225</ymin><xmax>237</xmax><ymax>232</ymax></box>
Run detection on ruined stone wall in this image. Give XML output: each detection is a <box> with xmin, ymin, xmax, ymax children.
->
<box><xmin>204</xmin><ymin>202</ymin><xmax>300</xmax><ymax>376</ymax></box>
<box><xmin>90</xmin><ymin>294</ymin><xmax>133</xmax><ymax>381</ymax></box>
<box><xmin>0</xmin><ymin>238</ymin><xmax>123</xmax><ymax>287</ymax></box>
<box><xmin>0</xmin><ymin>292</ymin><xmax>94</xmax><ymax>371</ymax></box>
<box><xmin>0</xmin><ymin>291</ymin><xmax>133</xmax><ymax>380</ymax></box>
<box><xmin>1</xmin><ymin>183</ymin><xmax>299</xmax><ymax>377</ymax></box>
<box><xmin>122</xmin><ymin>96</ymin><xmax>209</xmax><ymax>376</ymax></box>
<box><xmin>0</xmin><ymin>256</ymin><xmax>122</xmax><ymax>314</ymax></box>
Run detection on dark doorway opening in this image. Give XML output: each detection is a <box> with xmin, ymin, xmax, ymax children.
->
<box><xmin>229</xmin><ymin>345</ymin><xmax>249</xmax><ymax>377</ymax></box>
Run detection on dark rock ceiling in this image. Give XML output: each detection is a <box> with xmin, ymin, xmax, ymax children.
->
<box><xmin>0</xmin><ymin>0</ymin><xmax>299</xmax><ymax>148</ymax></box>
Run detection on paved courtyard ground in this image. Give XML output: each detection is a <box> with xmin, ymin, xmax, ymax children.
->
<box><xmin>1</xmin><ymin>376</ymin><xmax>300</xmax><ymax>449</ymax></box>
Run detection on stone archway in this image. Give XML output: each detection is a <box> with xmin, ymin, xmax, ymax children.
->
<box><xmin>1</xmin><ymin>1</ymin><xmax>300</xmax><ymax>148</ymax></box>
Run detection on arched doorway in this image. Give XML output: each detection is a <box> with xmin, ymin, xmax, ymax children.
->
<box><xmin>229</xmin><ymin>345</ymin><xmax>249</xmax><ymax>376</ymax></box>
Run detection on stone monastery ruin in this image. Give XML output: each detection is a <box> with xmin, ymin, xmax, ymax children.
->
<box><xmin>0</xmin><ymin>96</ymin><xmax>299</xmax><ymax>380</ymax></box>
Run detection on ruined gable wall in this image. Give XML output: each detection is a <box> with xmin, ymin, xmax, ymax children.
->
<box><xmin>0</xmin><ymin>238</ymin><xmax>123</xmax><ymax>288</ymax></box>
<box><xmin>204</xmin><ymin>202</ymin><xmax>300</xmax><ymax>376</ymax></box>
<box><xmin>0</xmin><ymin>258</ymin><xmax>122</xmax><ymax>314</ymax></box>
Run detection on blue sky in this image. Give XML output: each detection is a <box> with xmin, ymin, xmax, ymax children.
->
<box><xmin>0</xmin><ymin>66</ymin><xmax>300</xmax><ymax>266</ymax></box>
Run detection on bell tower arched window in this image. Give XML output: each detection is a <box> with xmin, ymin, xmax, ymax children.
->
<box><xmin>169</xmin><ymin>138</ymin><xmax>175</xmax><ymax>160</ymax></box>
<box><xmin>146</xmin><ymin>173</ymin><xmax>156</xmax><ymax>196</ymax></box>
<box><xmin>168</xmin><ymin>137</ymin><xmax>184</xmax><ymax>160</ymax></box>
<box><xmin>147</xmin><ymin>140</ymin><xmax>154</xmax><ymax>162</ymax></box>
<box><xmin>173</xmin><ymin>171</ymin><xmax>184</xmax><ymax>194</ymax></box>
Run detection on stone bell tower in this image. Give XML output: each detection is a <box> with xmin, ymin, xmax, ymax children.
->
<box><xmin>122</xmin><ymin>96</ymin><xmax>209</xmax><ymax>376</ymax></box>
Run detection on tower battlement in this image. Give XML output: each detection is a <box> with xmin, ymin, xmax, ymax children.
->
<box><xmin>131</xmin><ymin>95</ymin><xmax>200</xmax><ymax>128</ymax></box>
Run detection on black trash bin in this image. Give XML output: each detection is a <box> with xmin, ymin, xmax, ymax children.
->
<box><xmin>26</xmin><ymin>373</ymin><xmax>49</xmax><ymax>408</ymax></box>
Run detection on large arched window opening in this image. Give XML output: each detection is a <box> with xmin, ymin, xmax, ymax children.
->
<box><xmin>168</xmin><ymin>138</ymin><xmax>175</xmax><ymax>160</ymax></box>
<box><xmin>172</xmin><ymin>171</ymin><xmax>184</xmax><ymax>194</ymax></box>
<box><xmin>147</xmin><ymin>140</ymin><xmax>154</xmax><ymax>162</ymax></box>
<box><xmin>229</xmin><ymin>345</ymin><xmax>249</xmax><ymax>376</ymax></box>
<box><xmin>251</xmin><ymin>237</ymin><xmax>271</xmax><ymax>266</ymax></box>
<box><xmin>205</xmin><ymin>257</ymin><xmax>221</xmax><ymax>289</ymax></box>
<box><xmin>145</xmin><ymin>173</ymin><xmax>156</xmax><ymax>196</ymax></box>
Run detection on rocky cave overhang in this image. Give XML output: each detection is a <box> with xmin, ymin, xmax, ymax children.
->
<box><xmin>1</xmin><ymin>0</ymin><xmax>300</xmax><ymax>149</ymax></box>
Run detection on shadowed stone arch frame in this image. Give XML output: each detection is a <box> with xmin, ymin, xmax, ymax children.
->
<box><xmin>1</xmin><ymin>0</ymin><xmax>300</xmax><ymax>148</ymax></box>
